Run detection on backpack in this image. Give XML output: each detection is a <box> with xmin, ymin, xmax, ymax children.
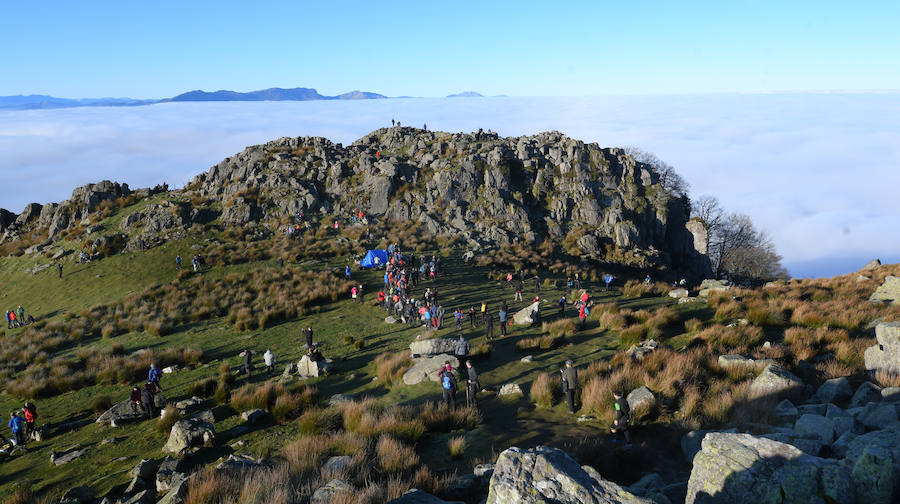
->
<box><xmin>442</xmin><ymin>374</ymin><xmax>453</xmax><ymax>390</ymax></box>
<box><xmin>584</xmin><ymin>306</ymin><xmax>590</xmax><ymax>316</ymax></box>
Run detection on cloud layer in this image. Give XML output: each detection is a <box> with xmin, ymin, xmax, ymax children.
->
<box><xmin>1</xmin><ymin>95</ymin><xmax>897</xmax><ymax>277</ymax></box>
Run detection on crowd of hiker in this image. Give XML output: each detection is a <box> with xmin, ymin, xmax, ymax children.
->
<box><xmin>5</xmin><ymin>305</ymin><xmax>34</xmax><ymax>329</ymax></box>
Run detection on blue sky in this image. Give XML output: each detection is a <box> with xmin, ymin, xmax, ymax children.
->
<box><xmin>2</xmin><ymin>1</ymin><xmax>899</xmax><ymax>97</ymax></box>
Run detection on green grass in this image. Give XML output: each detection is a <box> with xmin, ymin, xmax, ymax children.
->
<box><xmin>0</xmin><ymin>229</ymin><xmax>704</xmax><ymax>500</ymax></box>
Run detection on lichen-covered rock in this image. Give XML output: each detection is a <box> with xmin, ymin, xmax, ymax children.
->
<box><xmin>794</xmin><ymin>414</ymin><xmax>834</xmax><ymax>444</ymax></box>
<box><xmin>498</xmin><ymin>383</ymin><xmax>523</xmax><ymax>397</ymax></box>
<box><xmin>773</xmin><ymin>399</ymin><xmax>799</xmax><ymax>424</ymax></box>
<box><xmin>698</xmin><ymin>279</ymin><xmax>729</xmax><ymax>297</ymax></box>
<box><xmin>685</xmin><ymin>432</ymin><xmax>853</xmax><ymax>504</ymax></box>
<box><xmin>856</xmin><ymin>402</ymin><xmax>899</xmax><ymax>430</ymax></box>
<box><xmin>626</xmin><ymin>386</ymin><xmax>656</xmax><ymax>415</ymax></box>
<box><xmin>668</xmin><ymin>288</ymin><xmax>689</xmax><ymax>299</ymax></box>
<box><xmin>410</xmin><ymin>338</ymin><xmax>458</xmax><ymax>357</ymax></box>
<box><xmin>749</xmin><ymin>364</ymin><xmax>803</xmax><ymax>398</ymax></box>
<box><xmin>717</xmin><ymin>354</ymin><xmax>754</xmax><ymax>370</ymax></box>
<box><xmin>297</xmin><ymin>354</ymin><xmax>333</xmax><ymax>378</ymax></box>
<box><xmin>311</xmin><ymin>479</ymin><xmax>352</xmax><ymax>504</ymax></box>
<box><xmin>865</xmin><ymin>322</ymin><xmax>900</xmax><ymax>374</ymax></box>
<box><xmin>402</xmin><ymin>355</ymin><xmax>459</xmax><ymax>385</ymax></box>
<box><xmin>163</xmin><ymin>418</ymin><xmax>215</xmax><ymax>453</ymax></box>
<box><xmin>870</xmin><ymin>276</ymin><xmax>900</xmax><ymax>305</ymax></box>
<box><xmin>486</xmin><ymin>445</ymin><xmax>654</xmax><ymax>503</ymax></box>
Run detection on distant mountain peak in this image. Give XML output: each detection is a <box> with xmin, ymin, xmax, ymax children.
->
<box><xmin>446</xmin><ymin>91</ymin><xmax>483</xmax><ymax>98</ymax></box>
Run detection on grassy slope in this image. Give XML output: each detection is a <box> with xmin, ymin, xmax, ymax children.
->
<box><xmin>0</xmin><ymin>227</ymin><xmax>707</xmax><ymax>499</ymax></box>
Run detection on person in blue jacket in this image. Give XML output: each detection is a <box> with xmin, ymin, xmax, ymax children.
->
<box><xmin>148</xmin><ymin>363</ymin><xmax>162</xmax><ymax>391</ymax></box>
<box><xmin>8</xmin><ymin>410</ymin><xmax>25</xmax><ymax>446</ymax></box>
<box><xmin>345</xmin><ymin>265</ymin><xmax>352</xmax><ymax>279</ymax></box>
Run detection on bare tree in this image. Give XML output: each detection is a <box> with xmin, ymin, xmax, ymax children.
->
<box><xmin>698</xmin><ymin>207</ymin><xmax>787</xmax><ymax>283</ymax></box>
<box><xmin>624</xmin><ymin>147</ymin><xmax>690</xmax><ymax>198</ymax></box>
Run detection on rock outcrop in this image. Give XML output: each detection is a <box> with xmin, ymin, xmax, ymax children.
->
<box><xmin>864</xmin><ymin>322</ymin><xmax>900</xmax><ymax>374</ymax></box>
<box><xmin>513</xmin><ymin>302</ymin><xmax>541</xmax><ymax>326</ymax></box>
<box><xmin>403</xmin><ymin>355</ymin><xmax>459</xmax><ymax>385</ymax></box>
<box><xmin>870</xmin><ymin>276</ymin><xmax>900</xmax><ymax>305</ymax></box>
<box><xmin>410</xmin><ymin>338</ymin><xmax>458</xmax><ymax>357</ymax></box>
<box><xmin>748</xmin><ymin>363</ymin><xmax>803</xmax><ymax>398</ymax></box>
<box><xmin>163</xmin><ymin>418</ymin><xmax>215</xmax><ymax>453</ymax></box>
<box><xmin>486</xmin><ymin>445</ymin><xmax>654</xmax><ymax>503</ymax></box>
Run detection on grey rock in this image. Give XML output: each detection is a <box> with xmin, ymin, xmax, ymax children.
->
<box><xmin>857</xmin><ymin>402</ymin><xmax>898</xmax><ymax>429</ymax></box>
<box><xmin>60</xmin><ymin>486</ymin><xmax>95</xmax><ymax>504</ymax></box>
<box><xmin>513</xmin><ymin>301</ymin><xmax>541</xmax><ymax>326</ymax></box>
<box><xmin>865</xmin><ymin>322</ymin><xmax>900</xmax><ymax>373</ymax></box>
<box><xmin>626</xmin><ymin>340</ymin><xmax>659</xmax><ymax>360</ymax></box>
<box><xmin>698</xmin><ymin>279</ymin><xmax>729</xmax><ymax>297</ymax></box>
<box><xmin>174</xmin><ymin>397</ymin><xmax>203</xmax><ymax>410</ymax></box>
<box><xmin>498</xmin><ymin>383</ymin><xmax>524</xmax><ymax>397</ymax></box>
<box><xmin>749</xmin><ymin>363</ymin><xmax>803</xmax><ymax>398</ymax></box>
<box><xmin>51</xmin><ymin>446</ymin><xmax>85</xmax><ymax>466</ymax></box>
<box><xmin>717</xmin><ymin>354</ymin><xmax>754</xmax><ymax>370</ymax></box>
<box><xmin>409</xmin><ymin>338</ymin><xmax>458</xmax><ymax>357</ymax></box>
<box><xmin>322</xmin><ymin>455</ymin><xmax>352</xmax><ymax>476</ymax></box>
<box><xmin>521</xmin><ymin>355</ymin><xmax>534</xmax><ymax>363</ymax></box>
<box><xmin>678</xmin><ymin>296</ymin><xmax>705</xmax><ymax>304</ymax></box>
<box><xmin>241</xmin><ymin>408</ymin><xmax>267</xmax><ymax>425</ymax></box>
<box><xmin>626</xmin><ymin>386</ymin><xmax>656</xmax><ymax>414</ymax></box>
<box><xmin>163</xmin><ymin>418</ymin><xmax>215</xmax><ymax>453</ymax></box>
<box><xmin>191</xmin><ymin>409</ymin><xmax>215</xmax><ymax>424</ymax></box>
<box><xmin>486</xmin><ymin>445</ymin><xmax>653</xmax><ymax>504</ymax></box>
<box><xmin>870</xmin><ymin>277</ymin><xmax>900</xmax><ymax>305</ymax></box>
<box><xmin>882</xmin><ymin>387</ymin><xmax>900</xmax><ymax>402</ymax></box>
<box><xmin>816</xmin><ymin>377</ymin><xmax>853</xmax><ymax>404</ymax></box>
<box><xmin>773</xmin><ymin>399</ymin><xmax>799</xmax><ymax>423</ymax></box>
<box><xmin>130</xmin><ymin>458</ymin><xmax>160</xmax><ymax>483</ymax></box>
<box><xmin>297</xmin><ymin>354</ymin><xmax>333</xmax><ymax>377</ymax></box>
<box><xmin>155</xmin><ymin>456</ymin><xmax>184</xmax><ymax>493</ymax></box>
<box><xmin>794</xmin><ymin>414</ymin><xmax>834</xmax><ymax>444</ymax></box>
<box><xmin>862</xmin><ymin>259</ymin><xmax>882</xmax><ymax>270</ymax></box>
<box><xmin>831</xmin><ymin>431</ymin><xmax>857</xmax><ymax>458</ymax></box>
<box><xmin>686</xmin><ymin>432</ymin><xmax>852</xmax><ymax>504</ymax></box>
<box><xmin>668</xmin><ymin>288</ymin><xmax>689</xmax><ymax>299</ymax></box>
<box><xmin>120</xmin><ymin>490</ymin><xmax>155</xmax><ymax>504</ymax></box>
<box><xmin>850</xmin><ymin>444</ymin><xmax>894</xmax><ymax>504</ymax></box>
<box><xmin>328</xmin><ymin>394</ymin><xmax>352</xmax><ymax>406</ymax></box>
<box><xmin>216</xmin><ymin>454</ymin><xmax>262</xmax><ymax>470</ymax></box>
<box><xmin>797</xmin><ymin>403</ymin><xmax>827</xmax><ymax>416</ymax></box>
<box><xmin>311</xmin><ymin>479</ymin><xmax>352</xmax><ymax>504</ymax></box>
<box><xmin>474</xmin><ymin>463</ymin><xmax>495</xmax><ymax>479</ymax></box>
<box><xmin>96</xmin><ymin>399</ymin><xmax>145</xmax><ymax>425</ymax></box>
<box><xmin>850</xmin><ymin>381</ymin><xmax>883</xmax><ymax>408</ymax></box>
<box><xmin>402</xmin><ymin>355</ymin><xmax>458</xmax><ymax>385</ymax></box>
<box><xmin>156</xmin><ymin>473</ymin><xmax>190</xmax><ymax>504</ymax></box>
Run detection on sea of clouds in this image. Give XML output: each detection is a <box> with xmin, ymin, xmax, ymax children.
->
<box><xmin>0</xmin><ymin>94</ymin><xmax>897</xmax><ymax>278</ymax></box>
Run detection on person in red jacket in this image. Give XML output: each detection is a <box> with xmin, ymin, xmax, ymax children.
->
<box><xmin>21</xmin><ymin>402</ymin><xmax>36</xmax><ymax>439</ymax></box>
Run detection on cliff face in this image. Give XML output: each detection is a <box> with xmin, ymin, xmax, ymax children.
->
<box><xmin>2</xmin><ymin>127</ymin><xmax>711</xmax><ymax>276</ymax></box>
<box><xmin>190</xmin><ymin>127</ymin><xmax>709</xmax><ymax>274</ymax></box>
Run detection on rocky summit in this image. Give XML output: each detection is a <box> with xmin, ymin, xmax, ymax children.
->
<box><xmin>1</xmin><ymin>127</ymin><xmax>711</xmax><ymax>277</ymax></box>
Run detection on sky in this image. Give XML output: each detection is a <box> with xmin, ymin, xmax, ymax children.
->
<box><xmin>1</xmin><ymin>94</ymin><xmax>898</xmax><ymax>278</ymax></box>
<box><xmin>1</xmin><ymin>1</ymin><xmax>899</xmax><ymax>98</ymax></box>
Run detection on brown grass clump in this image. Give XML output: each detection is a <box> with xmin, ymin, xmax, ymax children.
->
<box><xmin>376</xmin><ymin>434</ymin><xmax>419</xmax><ymax>473</ymax></box>
<box><xmin>447</xmin><ymin>436</ymin><xmax>467</xmax><ymax>458</ymax></box>
<box><xmin>530</xmin><ymin>372</ymin><xmax>561</xmax><ymax>408</ymax></box>
<box><xmin>542</xmin><ymin>318</ymin><xmax>576</xmax><ymax>339</ymax></box>
<box><xmin>815</xmin><ymin>359</ymin><xmax>854</xmax><ymax>380</ymax></box>
<box><xmin>283</xmin><ymin>434</ymin><xmax>334</xmax><ymax>474</ymax></box>
<box><xmin>230</xmin><ymin>382</ymin><xmax>317</xmax><ymax>422</ymax></box>
<box><xmin>684</xmin><ymin>318</ymin><xmax>703</xmax><ymax>333</ymax></box>
<box><xmin>419</xmin><ymin>402</ymin><xmax>480</xmax><ymax>432</ymax></box>
<box><xmin>875</xmin><ymin>370</ymin><xmax>900</xmax><ymax>388</ymax></box>
<box><xmin>374</xmin><ymin>352</ymin><xmax>411</xmax><ymax>386</ymax></box>
<box><xmin>156</xmin><ymin>404</ymin><xmax>183</xmax><ymax>436</ymax></box>
<box><xmin>595</xmin><ymin>311</ymin><xmax>626</xmax><ymax>330</ymax></box>
<box><xmin>516</xmin><ymin>334</ymin><xmax>566</xmax><ymax>352</ymax></box>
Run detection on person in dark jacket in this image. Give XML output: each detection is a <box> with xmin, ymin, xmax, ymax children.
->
<box><xmin>242</xmin><ymin>349</ymin><xmax>254</xmax><ymax>378</ymax></box>
<box><xmin>465</xmin><ymin>360</ymin><xmax>480</xmax><ymax>408</ymax></box>
<box><xmin>611</xmin><ymin>390</ymin><xmax>632</xmax><ymax>443</ymax></box>
<box><xmin>455</xmin><ymin>335</ymin><xmax>469</xmax><ymax>361</ymax></box>
<box><xmin>303</xmin><ymin>327</ymin><xmax>314</xmax><ymax>349</ymax></box>
<box><xmin>438</xmin><ymin>362</ymin><xmax>458</xmax><ymax>410</ymax></box>
<box><xmin>141</xmin><ymin>383</ymin><xmax>157</xmax><ymax>418</ymax></box>
<box><xmin>484</xmin><ymin>311</ymin><xmax>494</xmax><ymax>341</ymax></box>
<box><xmin>561</xmin><ymin>360</ymin><xmax>578</xmax><ymax>414</ymax></box>
<box><xmin>130</xmin><ymin>385</ymin><xmax>143</xmax><ymax>414</ymax></box>
<box><xmin>148</xmin><ymin>363</ymin><xmax>162</xmax><ymax>390</ymax></box>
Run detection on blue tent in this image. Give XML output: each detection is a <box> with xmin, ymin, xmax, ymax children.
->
<box><xmin>360</xmin><ymin>249</ymin><xmax>389</xmax><ymax>268</ymax></box>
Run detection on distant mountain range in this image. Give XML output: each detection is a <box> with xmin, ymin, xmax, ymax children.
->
<box><xmin>0</xmin><ymin>88</ymin><xmax>488</xmax><ymax>110</ymax></box>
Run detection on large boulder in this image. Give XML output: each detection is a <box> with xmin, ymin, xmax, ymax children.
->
<box><xmin>513</xmin><ymin>302</ymin><xmax>541</xmax><ymax>326</ymax></box>
<box><xmin>698</xmin><ymin>279</ymin><xmax>729</xmax><ymax>297</ymax></box>
<box><xmin>668</xmin><ymin>288</ymin><xmax>689</xmax><ymax>299</ymax></box>
<box><xmin>297</xmin><ymin>354</ymin><xmax>333</xmax><ymax>378</ymax></box>
<box><xmin>686</xmin><ymin>432</ymin><xmax>854</xmax><ymax>504</ymax></box>
<box><xmin>156</xmin><ymin>473</ymin><xmax>190</xmax><ymax>504</ymax></box>
<box><xmin>717</xmin><ymin>355</ymin><xmax>755</xmax><ymax>370</ymax></box>
<box><xmin>850</xmin><ymin>381</ymin><xmax>883</xmax><ymax>408</ymax></box>
<box><xmin>865</xmin><ymin>322</ymin><xmax>900</xmax><ymax>374</ymax></box>
<box><xmin>402</xmin><ymin>355</ymin><xmax>459</xmax><ymax>385</ymax></box>
<box><xmin>410</xmin><ymin>338</ymin><xmax>458</xmax><ymax>357</ymax></box>
<box><xmin>870</xmin><ymin>276</ymin><xmax>900</xmax><ymax>305</ymax></box>
<box><xmin>95</xmin><ymin>399</ymin><xmax>145</xmax><ymax>426</ymax></box>
<box><xmin>816</xmin><ymin>377</ymin><xmax>853</xmax><ymax>405</ymax></box>
<box><xmin>749</xmin><ymin>364</ymin><xmax>803</xmax><ymax>398</ymax></box>
<box><xmin>163</xmin><ymin>418</ymin><xmax>215</xmax><ymax>453</ymax></box>
<box><xmin>794</xmin><ymin>414</ymin><xmax>834</xmax><ymax>444</ymax></box>
<box><xmin>486</xmin><ymin>445</ymin><xmax>654</xmax><ymax>503</ymax></box>
<box><xmin>843</xmin><ymin>425</ymin><xmax>900</xmax><ymax>504</ymax></box>
<box><xmin>626</xmin><ymin>386</ymin><xmax>657</xmax><ymax>415</ymax></box>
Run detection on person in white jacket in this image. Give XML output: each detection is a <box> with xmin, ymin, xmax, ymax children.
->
<box><xmin>264</xmin><ymin>349</ymin><xmax>276</xmax><ymax>377</ymax></box>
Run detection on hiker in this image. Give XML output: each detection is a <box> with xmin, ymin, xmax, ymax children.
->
<box><xmin>16</xmin><ymin>306</ymin><xmax>24</xmax><ymax>325</ymax></box>
<box><xmin>21</xmin><ymin>402</ymin><xmax>36</xmax><ymax>440</ymax></box>
<box><xmin>192</xmin><ymin>256</ymin><xmax>199</xmax><ymax>272</ymax></box>
<box><xmin>566</xmin><ymin>277</ymin><xmax>574</xmax><ymax>295</ymax></box>
<box><xmin>423</xmin><ymin>123</ymin><xmax>427</xmax><ymax>131</ymax></box>
<box><xmin>604</xmin><ymin>274</ymin><xmax>615</xmax><ymax>291</ymax></box>
<box><xmin>465</xmin><ymin>360</ymin><xmax>480</xmax><ymax>408</ymax></box>
<box><xmin>303</xmin><ymin>326</ymin><xmax>314</xmax><ymax>349</ymax></box>
<box><xmin>534</xmin><ymin>274</ymin><xmax>541</xmax><ymax>293</ymax></box>
<box><xmin>351</xmin><ymin>285</ymin><xmax>358</xmax><ymax>301</ymax></box>
<box><xmin>561</xmin><ymin>360</ymin><xmax>578</xmax><ymax>414</ymax></box>
<box><xmin>506</xmin><ymin>272</ymin><xmax>513</xmax><ymax>288</ymax></box>
<box><xmin>514</xmin><ymin>279</ymin><xmax>523</xmax><ymax>301</ymax></box>
<box><xmin>345</xmin><ymin>265</ymin><xmax>351</xmax><ymax>279</ymax></box>
<box><xmin>8</xmin><ymin>411</ymin><xmax>26</xmax><ymax>447</ymax></box>
<box><xmin>485</xmin><ymin>311</ymin><xmax>494</xmax><ymax>341</ymax></box>
<box><xmin>5</xmin><ymin>311</ymin><xmax>11</xmax><ymax>329</ymax></box>
<box><xmin>175</xmin><ymin>255</ymin><xmax>182</xmax><ymax>269</ymax></box>
<box><xmin>468</xmin><ymin>306</ymin><xmax>477</xmax><ymax>327</ymax></box>
<box><xmin>578</xmin><ymin>303</ymin><xmax>588</xmax><ymax>330</ymax></box>
<box><xmin>644</xmin><ymin>274</ymin><xmax>652</xmax><ymax>285</ymax></box>
<box><xmin>57</xmin><ymin>263</ymin><xmax>63</xmax><ymax>279</ymax></box>
<box><xmin>264</xmin><ymin>348</ymin><xmax>276</xmax><ymax>376</ymax></box>
<box><xmin>480</xmin><ymin>301</ymin><xmax>488</xmax><ymax>324</ymax></box>
<box><xmin>573</xmin><ymin>273</ymin><xmax>582</xmax><ymax>290</ymax></box>
<box><xmin>357</xmin><ymin>284</ymin><xmax>364</xmax><ymax>303</ymax></box>
<box><xmin>498</xmin><ymin>304</ymin><xmax>508</xmax><ymax>337</ymax></box>
<box><xmin>391</xmin><ymin>118</ymin><xmax>395</xmax><ymax>127</ymax></box>
<box><xmin>377</xmin><ymin>290</ymin><xmax>386</xmax><ymax>308</ymax></box>
<box><xmin>141</xmin><ymin>383</ymin><xmax>157</xmax><ymax>418</ymax></box>
<box><xmin>242</xmin><ymin>349</ymin><xmax>254</xmax><ymax>378</ymax></box>
<box><xmin>438</xmin><ymin>362</ymin><xmax>458</xmax><ymax>410</ymax></box>
<box><xmin>148</xmin><ymin>363</ymin><xmax>162</xmax><ymax>390</ymax></box>
<box><xmin>611</xmin><ymin>390</ymin><xmax>632</xmax><ymax>444</ymax></box>
<box><xmin>454</xmin><ymin>308</ymin><xmax>463</xmax><ymax>330</ymax></box>
<box><xmin>9</xmin><ymin>311</ymin><xmax>17</xmax><ymax>328</ymax></box>
<box><xmin>558</xmin><ymin>295</ymin><xmax>567</xmax><ymax>316</ymax></box>
<box><xmin>130</xmin><ymin>385</ymin><xmax>143</xmax><ymax>414</ymax></box>
<box><xmin>455</xmin><ymin>335</ymin><xmax>469</xmax><ymax>361</ymax></box>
